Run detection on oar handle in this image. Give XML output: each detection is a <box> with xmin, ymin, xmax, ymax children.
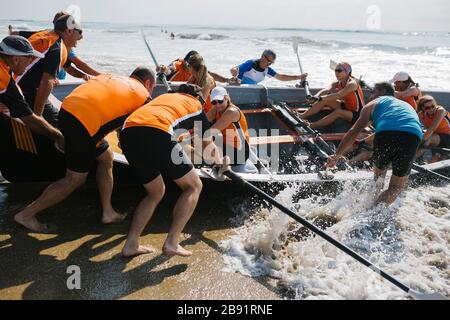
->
<box><xmin>223</xmin><ymin>168</ymin><xmax>411</xmax><ymax>294</ymax></box>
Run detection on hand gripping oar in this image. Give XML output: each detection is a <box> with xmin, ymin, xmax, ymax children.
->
<box><xmin>273</xmin><ymin>102</ymin><xmax>353</xmax><ymax>171</ymax></box>
<box><xmin>359</xmin><ymin>143</ymin><xmax>450</xmax><ymax>182</ymax></box>
<box><xmin>293</xmin><ymin>38</ymin><xmax>312</xmax><ymax>98</ymax></box>
<box><xmin>221</xmin><ymin>167</ymin><xmax>448</xmax><ymax>300</ymax></box>
<box><xmin>141</xmin><ymin>30</ymin><xmax>171</xmax><ymax>92</ymax></box>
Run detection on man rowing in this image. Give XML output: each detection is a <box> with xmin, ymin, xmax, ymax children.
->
<box><xmin>0</xmin><ymin>35</ymin><xmax>64</xmax><ymax>144</ymax></box>
<box><xmin>230</xmin><ymin>49</ymin><xmax>307</xmax><ymax>85</ymax></box>
<box><xmin>120</xmin><ymin>84</ymin><xmax>225</xmax><ymax>257</ymax></box>
<box><xmin>327</xmin><ymin>82</ymin><xmax>422</xmax><ymax>206</ymax></box>
<box><xmin>299</xmin><ymin>62</ymin><xmax>365</xmax><ymax>129</ymax></box>
<box><xmin>14</xmin><ymin>67</ymin><xmax>155</xmax><ymax>232</ymax></box>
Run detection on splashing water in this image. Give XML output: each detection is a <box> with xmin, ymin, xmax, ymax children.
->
<box><xmin>221</xmin><ymin>181</ymin><xmax>450</xmax><ymax>300</ymax></box>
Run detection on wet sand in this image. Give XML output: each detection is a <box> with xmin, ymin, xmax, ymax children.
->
<box><xmin>0</xmin><ymin>182</ymin><xmax>281</xmax><ymax>300</ymax></box>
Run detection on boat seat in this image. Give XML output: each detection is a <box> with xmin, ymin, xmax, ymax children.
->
<box><xmin>231</xmin><ymin>159</ymin><xmax>259</xmax><ymax>174</ymax></box>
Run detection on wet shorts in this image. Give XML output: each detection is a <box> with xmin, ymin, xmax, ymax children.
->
<box><xmin>59</xmin><ymin>109</ymin><xmax>109</xmax><ymax>173</ymax></box>
<box><xmin>438</xmin><ymin>134</ymin><xmax>450</xmax><ymax>148</ymax></box>
<box><xmin>120</xmin><ymin>126</ymin><xmax>194</xmax><ymax>184</ymax></box>
<box><xmin>373</xmin><ymin>131</ymin><xmax>421</xmax><ymax>177</ymax></box>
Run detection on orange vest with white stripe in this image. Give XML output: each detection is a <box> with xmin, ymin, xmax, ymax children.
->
<box><xmin>123</xmin><ymin>93</ymin><xmax>204</xmax><ymax>134</ymax></box>
<box><xmin>216</xmin><ymin>106</ymin><xmax>250</xmax><ymax>150</ymax></box>
<box><xmin>337</xmin><ymin>79</ymin><xmax>365</xmax><ymax>112</ymax></box>
<box><xmin>423</xmin><ymin>110</ymin><xmax>450</xmax><ymax>135</ymax></box>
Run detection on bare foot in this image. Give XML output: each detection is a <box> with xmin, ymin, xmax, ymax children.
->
<box><xmin>102</xmin><ymin>210</ymin><xmax>127</xmax><ymax>225</ymax></box>
<box><xmin>14</xmin><ymin>213</ymin><xmax>48</xmax><ymax>232</ymax></box>
<box><xmin>162</xmin><ymin>242</ymin><xmax>192</xmax><ymax>257</ymax></box>
<box><xmin>121</xmin><ymin>244</ymin><xmax>156</xmax><ymax>258</ymax></box>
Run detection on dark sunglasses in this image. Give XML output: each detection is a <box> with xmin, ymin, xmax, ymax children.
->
<box><xmin>74</xmin><ymin>28</ymin><xmax>83</xmax><ymax>35</ymax></box>
<box><xmin>212</xmin><ymin>99</ymin><xmax>224</xmax><ymax>105</ymax></box>
<box><xmin>422</xmin><ymin>102</ymin><xmax>434</xmax><ymax>110</ymax></box>
<box><xmin>335</xmin><ymin>68</ymin><xmax>344</xmax><ymax>73</ymax></box>
<box><xmin>263</xmin><ymin>55</ymin><xmax>275</xmax><ymax>65</ymax></box>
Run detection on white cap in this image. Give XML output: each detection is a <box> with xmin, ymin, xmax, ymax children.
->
<box><xmin>390</xmin><ymin>71</ymin><xmax>410</xmax><ymax>83</ymax></box>
<box><xmin>210</xmin><ymin>86</ymin><xmax>228</xmax><ymax>101</ymax></box>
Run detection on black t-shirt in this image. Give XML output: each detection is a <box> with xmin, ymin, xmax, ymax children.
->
<box><xmin>0</xmin><ymin>60</ymin><xmax>33</xmax><ymax>119</ymax></box>
<box><xmin>17</xmin><ymin>38</ymin><xmax>64</xmax><ymax>94</ymax></box>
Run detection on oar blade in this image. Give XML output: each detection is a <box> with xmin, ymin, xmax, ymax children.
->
<box><xmin>408</xmin><ymin>289</ymin><xmax>449</xmax><ymax>300</ymax></box>
<box><xmin>292</xmin><ymin>37</ymin><xmax>299</xmax><ymax>53</ymax></box>
<box><xmin>329</xmin><ymin>59</ymin><xmax>338</xmax><ymax>71</ymax></box>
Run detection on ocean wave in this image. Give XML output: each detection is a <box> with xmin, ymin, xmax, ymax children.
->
<box><xmin>177</xmin><ymin>33</ymin><xmax>229</xmax><ymax>41</ymax></box>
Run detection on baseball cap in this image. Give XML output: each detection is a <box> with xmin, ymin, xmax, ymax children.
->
<box><xmin>210</xmin><ymin>86</ymin><xmax>228</xmax><ymax>101</ymax></box>
<box><xmin>337</xmin><ymin>62</ymin><xmax>352</xmax><ymax>74</ymax></box>
<box><xmin>0</xmin><ymin>35</ymin><xmax>44</xmax><ymax>58</ymax></box>
<box><xmin>54</xmin><ymin>15</ymin><xmax>82</xmax><ymax>32</ymax></box>
<box><xmin>390</xmin><ymin>71</ymin><xmax>410</xmax><ymax>83</ymax></box>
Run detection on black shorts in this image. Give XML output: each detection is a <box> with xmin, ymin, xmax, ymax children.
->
<box><xmin>120</xmin><ymin>127</ymin><xmax>194</xmax><ymax>184</ymax></box>
<box><xmin>438</xmin><ymin>134</ymin><xmax>450</xmax><ymax>148</ymax></box>
<box><xmin>373</xmin><ymin>131</ymin><xmax>421</xmax><ymax>177</ymax></box>
<box><xmin>59</xmin><ymin>109</ymin><xmax>109</xmax><ymax>173</ymax></box>
<box><xmin>351</xmin><ymin>111</ymin><xmax>360</xmax><ymax>124</ymax></box>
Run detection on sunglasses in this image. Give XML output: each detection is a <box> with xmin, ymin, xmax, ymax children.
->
<box><xmin>263</xmin><ymin>55</ymin><xmax>275</xmax><ymax>65</ymax></box>
<box><xmin>212</xmin><ymin>99</ymin><xmax>224</xmax><ymax>105</ymax></box>
<box><xmin>74</xmin><ymin>28</ymin><xmax>83</xmax><ymax>36</ymax></box>
<box><xmin>422</xmin><ymin>103</ymin><xmax>434</xmax><ymax>110</ymax></box>
<box><xmin>335</xmin><ymin>68</ymin><xmax>344</xmax><ymax>73</ymax></box>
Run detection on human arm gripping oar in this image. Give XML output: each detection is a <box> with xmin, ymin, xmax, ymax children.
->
<box><xmin>293</xmin><ymin>38</ymin><xmax>312</xmax><ymax>98</ymax></box>
<box><xmin>141</xmin><ymin>30</ymin><xmax>171</xmax><ymax>92</ymax></box>
<box><xmin>221</xmin><ymin>167</ymin><xmax>447</xmax><ymax>300</ymax></box>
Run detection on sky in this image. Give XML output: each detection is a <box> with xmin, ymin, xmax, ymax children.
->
<box><xmin>1</xmin><ymin>0</ymin><xmax>449</xmax><ymax>32</ymax></box>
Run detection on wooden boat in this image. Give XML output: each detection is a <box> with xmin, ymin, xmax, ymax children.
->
<box><xmin>1</xmin><ymin>82</ymin><xmax>449</xmax><ymax>191</ymax></box>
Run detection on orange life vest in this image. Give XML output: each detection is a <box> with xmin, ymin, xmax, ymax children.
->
<box><xmin>170</xmin><ymin>59</ymin><xmax>192</xmax><ymax>82</ymax></box>
<box><xmin>62</xmin><ymin>74</ymin><xmax>149</xmax><ymax>136</ymax></box>
<box><xmin>337</xmin><ymin>79</ymin><xmax>365</xmax><ymax>112</ymax></box>
<box><xmin>422</xmin><ymin>110</ymin><xmax>450</xmax><ymax>135</ymax></box>
<box><xmin>215</xmin><ymin>105</ymin><xmax>250</xmax><ymax>150</ymax></box>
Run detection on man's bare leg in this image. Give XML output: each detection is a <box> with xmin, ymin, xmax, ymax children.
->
<box><xmin>374</xmin><ymin>174</ymin><xmax>408</xmax><ymax>207</ymax></box>
<box><xmin>122</xmin><ymin>175</ymin><xmax>165</xmax><ymax>257</ymax></box>
<box><xmin>162</xmin><ymin>169</ymin><xmax>202</xmax><ymax>257</ymax></box>
<box><xmin>373</xmin><ymin>166</ymin><xmax>387</xmax><ymax>203</ymax></box>
<box><xmin>14</xmin><ymin>170</ymin><xmax>87</xmax><ymax>232</ymax></box>
<box><xmin>96</xmin><ymin>148</ymin><xmax>126</xmax><ymax>224</ymax></box>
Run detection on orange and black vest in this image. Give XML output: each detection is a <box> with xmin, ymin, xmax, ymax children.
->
<box><xmin>0</xmin><ymin>58</ymin><xmax>33</xmax><ymax>119</ymax></box>
<box><xmin>16</xmin><ymin>31</ymin><xmax>68</xmax><ymax>92</ymax></box>
<box><xmin>123</xmin><ymin>93</ymin><xmax>208</xmax><ymax>135</ymax></box>
<box><xmin>337</xmin><ymin>79</ymin><xmax>365</xmax><ymax>112</ymax></box>
<box><xmin>422</xmin><ymin>110</ymin><xmax>450</xmax><ymax>135</ymax></box>
<box><xmin>62</xmin><ymin>74</ymin><xmax>149</xmax><ymax>138</ymax></box>
<box><xmin>215</xmin><ymin>105</ymin><xmax>250</xmax><ymax>150</ymax></box>
<box><xmin>399</xmin><ymin>87</ymin><xmax>421</xmax><ymax>111</ymax></box>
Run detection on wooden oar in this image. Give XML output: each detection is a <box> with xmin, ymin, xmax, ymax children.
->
<box><xmin>141</xmin><ymin>30</ymin><xmax>171</xmax><ymax>92</ymax></box>
<box><xmin>221</xmin><ymin>167</ymin><xmax>448</xmax><ymax>300</ymax></box>
<box><xmin>292</xmin><ymin>38</ymin><xmax>312</xmax><ymax>98</ymax></box>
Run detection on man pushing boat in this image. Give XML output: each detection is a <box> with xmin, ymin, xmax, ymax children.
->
<box><xmin>327</xmin><ymin>82</ymin><xmax>423</xmax><ymax>206</ymax></box>
<box><xmin>14</xmin><ymin>67</ymin><xmax>155</xmax><ymax>232</ymax></box>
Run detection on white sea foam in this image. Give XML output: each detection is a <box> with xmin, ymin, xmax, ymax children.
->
<box><xmin>221</xmin><ymin>181</ymin><xmax>450</xmax><ymax>300</ymax></box>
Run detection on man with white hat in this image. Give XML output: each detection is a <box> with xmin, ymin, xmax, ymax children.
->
<box><xmin>16</xmin><ymin>14</ymin><xmax>83</xmax><ymax>126</ymax></box>
<box><xmin>390</xmin><ymin>71</ymin><xmax>421</xmax><ymax>110</ymax></box>
<box><xmin>0</xmin><ymin>35</ymin><xmax>64</xmax><ymax>143</ymax></box>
